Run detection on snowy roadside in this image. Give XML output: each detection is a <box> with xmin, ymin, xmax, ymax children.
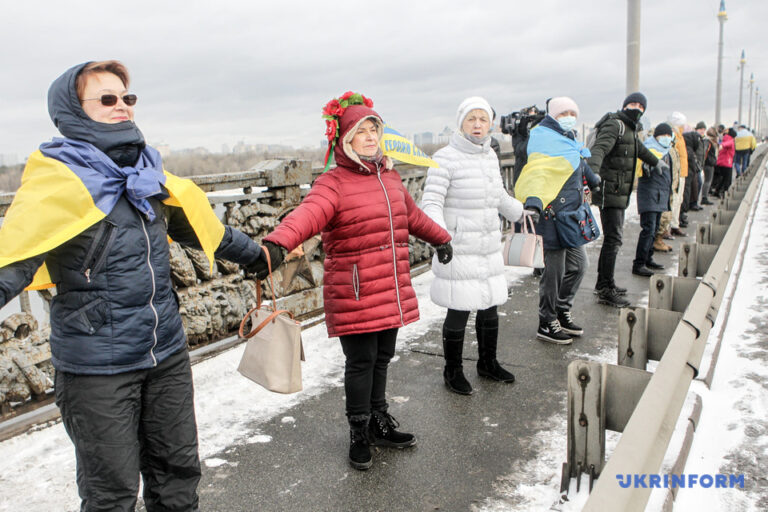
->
<box><xmin>0</xmin><ymin>261</ymin><xmax>532</xmax><ymax>512</ymax></box>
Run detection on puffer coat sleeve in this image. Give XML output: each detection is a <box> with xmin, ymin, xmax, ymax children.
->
<box><xmin>402</xmin><ymin>186</ymin><xmax>452</xmax><ymax>245</ymax></box>
<box><xmin>421</xmin><ymin>165</ymin><xmax>450</xmax><ymax>230</ymax></box>
<box><xmin>263</xmin><ymin>173</ymin><xmax>339</xmax><ymax>251</ymax></box>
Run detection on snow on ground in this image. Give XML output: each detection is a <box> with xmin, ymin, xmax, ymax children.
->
<box><xmin>672</xmin><ymin>174</ymin><xmax>768</xmax><ymax>511</ymax></box>
<box><xmin>0</xmin><ymin>261</ymin><xmax>531</xmax><ymax>512</ymax></box>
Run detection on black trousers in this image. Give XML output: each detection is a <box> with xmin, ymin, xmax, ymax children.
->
<box><xmin>713</xmin><ymin>165</ymin><xmax>733</xmax><ymax>196</ymax></box>
<box><xmin>339</xmin><ymin>328</ymin><xmax>398</xmax><ymax>417</ymax></box>
<box><xmin>443</xmin><ymin>306</ymin><xmax>498</xmax><ymax>331</ymax></box>
<box><xmin>55</xmin><ymin>348</ymin><xmax>201</xmax><ymax>512</ymax></box>
<box><xmin>634</xmin><ymin>211</ymin><xmax>662</xmax><ymax>268</ymax></box>
<box><xmin>596</xmin><ymin>207</ymin><xmax>625</xmax><ymax>290</ymax></box>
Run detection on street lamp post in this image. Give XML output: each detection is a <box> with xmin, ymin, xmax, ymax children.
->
<box><xmin>626</xmin><ymin>0</ymin><xmax>641</xmax><ymax>95</ymax></box>
<box><xmin>715</xmin><ymin>1</ymin><xmax>727</xmax><ymax>125</ymax></box>
<box><xmin>748</xmin><ymin>73</ymin><xmax>754</xmax><ymax>128</ymax></box>
<box><xmin>738</xmin><ymin>50</ymin><xmax>746</xmax><ymax>124</ymax></box>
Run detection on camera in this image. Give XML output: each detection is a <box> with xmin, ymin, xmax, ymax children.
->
<box><xmin>499</xmin><ymin>105</ymin><xmax>546</xmax><ymax>136</ymax></box>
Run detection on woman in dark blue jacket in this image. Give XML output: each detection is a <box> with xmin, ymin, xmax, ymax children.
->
<box><xmin>633</xmin><ymin>123</ymin><xmax>674</xmax><ymax>276</ymax></box>
<box><xmin>0</xmin><ymin>61</ymin><xmax>268</xmax><ymax>511</ymax></box>
<box><xmin>515</xmin><ymin>97</ymin><xmax>601</xmax><ymax>344</ymax></box>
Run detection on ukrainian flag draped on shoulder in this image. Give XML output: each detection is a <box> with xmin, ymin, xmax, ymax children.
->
<box><xmin>635</xmin><ymin>137</ymin><xmax>667</xmax><ymax>177</ymax></box>
<box><xmin>0</xmin><ymin>138</ymin><xmax>224</xmax><ymax>290</ymax></box>
<box><xmin>380</xmin><ymin>125</ymin><xmax>439</xmax><ymax>167</ymax></box>
<box><xmin>514</xmin><ymin>123</ymin><xmax>591</xmax><ymax>207</ymax></box>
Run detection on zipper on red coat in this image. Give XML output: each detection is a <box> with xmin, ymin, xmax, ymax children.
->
<box><xmin>375</xmin><ymin>165</ymin><xmax>404</xmax><ymax>326</ymax></box>
<box><xmin>140</xmin><ymin>215</ymin><xmax>159</xmax><ymax>367</ymax></box>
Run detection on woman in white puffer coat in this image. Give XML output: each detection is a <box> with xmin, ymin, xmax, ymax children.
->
<box><xmin>421</xmin><ymin>96</ymin><xmax>529</xmax><ymax>395</ymax></box>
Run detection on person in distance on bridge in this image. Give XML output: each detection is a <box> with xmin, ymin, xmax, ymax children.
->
<box><xmin>712</xmin><ymin>127</ymin><xmax>736</xmax><ymax>198</ymax></box>
<box><xmin>587</xmin><ymin>92</ymin><xmax>663</xmax><ymax>308</ymax></box>
<box><xmin>667</xmin><ymin>112</ymin><xmax>690</xmax><ymax>234</ymax></box>
<box><xmin>700</xmin><ymin>125</ymin><xmax>719</xmax><ymax>205</ymax></box>
<box><xmin>733</xmin><ymin>123</ymin><xmax>757</xmax><ymax>176</ymax></box>
<box><xmin>258</xmin><ymin>92</ymin><xmax>452</xmax><ymax>471</ymax></box>
<box><xmin>0</xmin><ymin>60</ymin><xmax>270</xmax><ymax>511</ymax></box>
<box><xmin>515</xmin><ymin>97</ymin><xmax>601</xmax><ymax>344</ymax></box>
<box><xmin>421</xmin><ymin>96</ymin><xmax>526</xmax><ymax>394</ymax></box>
<box><xmin>633</xmin><ymin>123</ymin><xmax>675</xmax><ymax>277</ymax></box>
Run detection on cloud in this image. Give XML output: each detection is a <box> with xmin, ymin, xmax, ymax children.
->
<box><xmin>1</xmin><ymin>0</ymin><xmax>767</xmax><ymax>159</ymax></box>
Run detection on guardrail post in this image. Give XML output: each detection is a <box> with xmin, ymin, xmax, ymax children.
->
<box><xmin>648</xmin><ymin>275</ymin><xmax>699</xmax><ymax>312</ymax></box>
<box><xmin>696</xmin><ymin>222</ymin><xmax>729</xmax><ymax>245</ymax></box>
<box><xmin>712</xmin><ymin>207</ymin><xmax>736</xmax><ymax>225</ymax></box>
<box><xmin>618</xmin><ymin>307</ymin><xmax>683</xmax><ymax>369</ymax></box>
<box><xmin>566</xmin><ymin>361</ymin><xmax>605</xmax><ymax>485</ymax></box>
<box><xmin>564</xmin><ymin>361</ymin><xmax>652</xmax><ymax>490</ymax></box>
<box><xmin>678</xmin><ymin>242</ymin><xmax>719</xmax><ymax>278</ymax></box>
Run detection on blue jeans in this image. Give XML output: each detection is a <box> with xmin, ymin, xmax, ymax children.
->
<box><xmin>734</xmin><ymin>150</ymin><xmax>750</xmax><ymax>176</ymax></box>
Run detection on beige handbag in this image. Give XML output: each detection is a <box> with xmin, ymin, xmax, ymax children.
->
<box><xmin>237</xmin><ymin>248</ymin><xmax>304</xmax><ymax>394</ymax></box>
<box><xmin>502</xmin><ymin>215</ymin><xmax>545</xmax><ymax>269</ymax></box>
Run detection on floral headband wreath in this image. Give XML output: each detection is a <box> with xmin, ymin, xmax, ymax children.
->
<box><xmin>322</xmin><ymin>91</ymin><xmax>374</xmax><ymax>172</ymax></box>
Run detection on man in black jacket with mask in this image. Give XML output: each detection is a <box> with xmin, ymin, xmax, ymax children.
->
<box><xmin>587</xmin><ymin>92</ymin><xmax>663</xmax><ymax>308</ymax></box>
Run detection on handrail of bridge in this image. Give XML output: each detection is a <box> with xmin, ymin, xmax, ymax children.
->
<box><xmin>583</xmin><ymin>146</ymin><xmax>768</xmax><ymax>511</ymax></box>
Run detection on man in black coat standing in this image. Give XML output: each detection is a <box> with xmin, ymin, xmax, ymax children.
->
<box><xmin>587</xmin><ymin>92</ymin><xmax>663</xmax><ymax>308</ymax></box>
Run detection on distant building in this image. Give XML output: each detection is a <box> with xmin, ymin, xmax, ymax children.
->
<box><xmin>436</xmin><ymin>126</ymin><xmax>453</xmax><ymax>145</ymax></box>
<box><xmin>414</xmin><ymin>131</ymin><xmax>434</xmax><ymax>146</ymax></box>
<box><xmin>221</xmin><ymin>144</ymin><xmax>230</xmax><ymax>154</ymax></box>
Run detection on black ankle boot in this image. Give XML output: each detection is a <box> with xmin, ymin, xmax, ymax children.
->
<box><xmin>476</xmin><ymin>316</ymin><xmax>515</xmax><ymax>383</ymax></box>
<box><xmin>442</xmin><ymin>326</ymin><xmax>472</xmax><ymax>395</ymax></box>
<box><xmin>348</xmin><ymin>415</ymin><xmax>372</xmax><ymax>470</ymax></box>
<box><xmin>369</xmin><ymin>410</ymin><xmax>416</xmax><ymax>448</ymax></box>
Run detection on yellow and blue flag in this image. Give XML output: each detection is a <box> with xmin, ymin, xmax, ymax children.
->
<box><xmin>380</xmin><ymin>125</ymin><xmax>439</xmax><ymax>168</ymax></box>
<box><xmin>0</xmin><ymin>140</ymin><xmax>225</xmax><ymax>290</ymax></box>
<box><xmin>515</xmin><ymin>124</ymin><xmax>591</xmax><ymax>208</ymax></box>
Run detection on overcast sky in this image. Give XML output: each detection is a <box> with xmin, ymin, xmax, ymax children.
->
<box><xmin>1</xmin><ymin>0</ymin><xmax>767</xmax><ymax>160</ymax></box>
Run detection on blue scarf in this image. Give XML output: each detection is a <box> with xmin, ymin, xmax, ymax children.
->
<box><xmin>39</xmin><ymin>138</ymin><xmax>167</xmax><ymax>221</ymax></box>
<box><xmin>644</xmin><ymin>136</ymin><xmax>670</xmax><ymax>156</ymax></box>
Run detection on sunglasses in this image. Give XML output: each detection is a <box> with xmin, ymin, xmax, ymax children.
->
<box><xmin>81</xmin><ymin>94</ymin><xmax>138</xmax><ymax>107</ymax></box>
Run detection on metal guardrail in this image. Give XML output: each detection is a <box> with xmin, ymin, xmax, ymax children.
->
<box><xmin>561</xmin><ymin>145</ymin><xmax>767</xmax><ymax>510</ymax></box>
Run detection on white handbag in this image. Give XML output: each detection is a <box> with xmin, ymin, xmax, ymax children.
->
<box><xmin>502</xmin><ymin>215</ymin><xmax>545</xmax><ymax>268</ymax></box>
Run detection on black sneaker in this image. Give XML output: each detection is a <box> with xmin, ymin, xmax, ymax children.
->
<box><xmin>646</xmin><ymin>260</ymin><xmax>664</xmax><ymax>270</ymax></box>
<box><xmin>597</xmin><ymin>287</ymin><xmax>631</xmax><ymax>308</ymax></box>
<box><xmin>369</xmin><ymin>411</ymin><xmax>416</xmax><ymax>449</ymax></box>
<box><xmin>593</xmin><ymin>285</ymin><xmax>627</xmax><ymax>296</ymax></box>
<box><xmin>632</xmin><ymin>265</ymin><xmax>654</xmax><ymax>277</ymax></box>
<box><xmin>557</xmin><ymin>310</ymin><xmax>583</xmax><ymax>336</ymax></box>
<box><xmin>537</xmin><ymin>319</ymin><xmax>572</xmax><ymax>345</ymax></box>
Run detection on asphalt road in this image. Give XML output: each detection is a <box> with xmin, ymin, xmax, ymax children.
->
<box><xmin>196</xmin><ymin>201</ymin><xmax>714</xmax><ymax>512</ymax></box>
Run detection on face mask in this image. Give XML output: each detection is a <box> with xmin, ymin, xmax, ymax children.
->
<box><xmin>557</xmin><ymin>116</ymin><xmax>577</xmax><ymax>132</ymax></box>
<box><xmin>657</xmin><ymin>135</ymin><xmax>673</xmax><ymax>148</ymax></box>
<box><xmin>624</xmin><ymin>108</ymin><xmax>643</xmax><ymax>122</ymax></box>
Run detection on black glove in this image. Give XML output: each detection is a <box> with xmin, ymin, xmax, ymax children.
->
<box><xmin>523</xmin><ymin>209</ymin><xmax>540</xmax><ymax>225</ymax></box>
<box><xmin>252</xmin><ymin>240</ymin><xmax>287</xmax><ymax>280</ymax></box>
<box><xmin>589</xmin><ymin>175</ymin><xmax>602</xmax><ymax>194</ymax></box>
<box><xmin>433</xmin><ymin>242</ymin><xmax>453</xmax><ymax>264</ymax></box>
<box><xmin>654</xmin><ymin>160</ymin><xmax>670</xmax><ymax>175</ymax></box>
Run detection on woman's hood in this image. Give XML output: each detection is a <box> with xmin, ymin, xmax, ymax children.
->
<box><xmin>47</xmin><ymin>62</ymin><xmax>145</xmax><ymax>155</ymax></box>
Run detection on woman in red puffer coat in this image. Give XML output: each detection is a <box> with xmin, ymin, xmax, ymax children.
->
<box><xmin>259</xmin><ymin>92</ymin><xmax>452</xmax><ymax>471</ymax></box>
